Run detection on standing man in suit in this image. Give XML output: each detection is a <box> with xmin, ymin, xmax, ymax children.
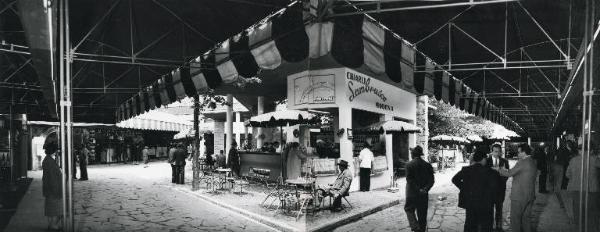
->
<box><xmin>499</xmin><ymin>144</ymin><xmax>537</xmax><ymax>232</ymax></box>
<box><xmin>171</xmin><ymin>143</ymin><xmax>188</xmax><ymax>184</ymax></box>
<box><xmin>453</xmin><ymin>150</ymin><xmax>498</xmax><ymax>232</ymax></box>
<box><xmin>486</xmin><ymin>143</ymin><xmax>510</xmax><ymax>231</ymax></box>
<box><xmin>533</xmin><ymin>146</ymin><xmax>549</xmax><ymax>193</ymax></box>
<box><xmin>404</xmin><ymin>146</ymin><xmax>435</xmax><ymax>232</ymax></box>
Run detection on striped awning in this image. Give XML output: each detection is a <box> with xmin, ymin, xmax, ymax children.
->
<box><xmin>115</xmin><ymin>2</ymin><xmax>521</xmax><ymax>133</ymax></box>
<box><xmin>116</xmin><ymin>111</ymin><xmax>192</xmax><ymax>132</ymax></box>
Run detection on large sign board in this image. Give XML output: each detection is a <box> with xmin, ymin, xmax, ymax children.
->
<box><xmin>345</xmin><ymin>70</ymin><xmax>410</xmax><ymax>116</ymax></box>
<box><xmin>293</xmin><ymin>74</ymin><xmax>335</xmax><ymax>105</ymax></box>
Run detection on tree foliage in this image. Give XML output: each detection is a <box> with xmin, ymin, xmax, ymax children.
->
<box><xmin>428</xmin><ymin>99</ymin><xmax>503</xmax><ymax>138</ymax></box>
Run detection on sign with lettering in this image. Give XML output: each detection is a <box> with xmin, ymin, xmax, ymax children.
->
<box><xmin>345</xmin><ymin>70</ymin><xmax>415</xmax><ymax>118</ymax></box>
<box><xmin>293</xmin><ymin>74</ymin><xmax>335</xmax><ymax>105</ymax></box>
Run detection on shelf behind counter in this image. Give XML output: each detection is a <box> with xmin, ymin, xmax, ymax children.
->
<box><xmin>238</xmin><ymin>150</ymin><xmax>282</xmax><ymax>181</ymax></box>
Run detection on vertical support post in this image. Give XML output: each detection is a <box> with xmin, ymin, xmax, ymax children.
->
<box><xmin>192</xmin><ymin>94</ymin><xmax>200</xmax><ymax>191</ymax></box>
<box><xmin>579</xmin><ymin>0</ymin><xmax>594</xmax><ymax>230</ymax></box>
<box><xmin>415</xmin><ymin>95</ymin><xmax>429</xmax><ymax>157</ymax></box>
<box><xmin>257</xmin><ymin>96</ymin><xmax>264</xmax><ymax>148</ymax></box>
<box><xmin>225</xmin><ymin>94</ymin><xmax>233</xmax><ymax>163</ymax></box>
<box><xmin>65</xmin><ymin>0</ymin><xmax>74</xmax><ymax>229</ymax></box>
<box><xmin>502</xmin><ymin>140</ymin><xmax>506</xmax><ymax>157</ymax></box>
<box><xmin>57</xmin><ymin>0</ymin><xmax>75</xmax><ymax>230</ymax></box>
<box><xmin>235</xmin><ymin>112</ymin><xmax>241</xmax><ymax>146</ymax></box>
<box><xmin>338</xmin><ymin>105</ymin><xmax>355</xmax><ymax>191</ymax></box>
<box><xmin>8</xmin><ymin>101</ymin><xmax>13</xmax><ymax>183</ymax></box>
<box><xmin>448</xmin><ymin>23</ymin><xmax>452</xmax><ymax>70</ymax></box>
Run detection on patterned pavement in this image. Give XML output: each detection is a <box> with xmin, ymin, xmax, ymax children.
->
<box><xmin>334</xmin><ymin>160</ymin><xmax>574</xmax><ymax>232</ymax></box>
<box><xmin>6</xmin><ymin>160</ymin><xmax>574</xmax><ymax>232</ymax></box>
<box><xmin>72</xmin><ymin>162</ymin><xmax>276</xmax><ymax>232</ymax></box>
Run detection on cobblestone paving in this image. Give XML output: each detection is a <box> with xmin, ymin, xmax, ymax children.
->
<box><xmin>72</xmin><ymin>162</ymin><xmax>275</xmax><ymax>232</ymax></box>
<box><xmin>333</xmin><ymin>166</ymin><xmax>499</xmax><ymax>232</ymax></box>
<box><xmin>334</xmin><ymin>160</ymin><xmax>572</xmax><ymax>232</ymax></box>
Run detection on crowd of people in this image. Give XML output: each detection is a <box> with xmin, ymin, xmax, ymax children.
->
<box><xmin>403</xmin><ymin>139</ymin><xmax>594</xmax><ymax>232</ymax></box>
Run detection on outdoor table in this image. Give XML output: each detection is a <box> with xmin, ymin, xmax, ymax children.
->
<box><xmin>285</xmin><ymin>178</ymin><xmax>315</xmax><ymax>196</ymax></box>
<box><xmin>215</xmin><ymin>168</ymin><xmax>232</xmax><ymax>190</ymax></box>
<box><xmin>285</xmin><ymin>178</ymin><xmax>316</xmax><ymax>219</ymax></box>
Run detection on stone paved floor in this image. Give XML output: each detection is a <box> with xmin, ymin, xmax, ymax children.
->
<box><xmin>334</xmin><ymin>160</ymin><xmax>575</xmax><ymax>232</ymax></box>
<box><xmin>6</xmin><ymin>160</ymin><xmax>575</xmax><ymax>232</ymax></box>
<box><xmin>6</xmin><ymin>161</ymin><xmax>276</xmax><ymax>232</ymax></box>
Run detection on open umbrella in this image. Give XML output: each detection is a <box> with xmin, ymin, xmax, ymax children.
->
<box><xmin>245</xmin><ymin>109</ymin><xmax>319</xmax><ymax>127</ymax></box>
<box><xmin>466</xmin><ymin>135</ymin><xmax>483</xmax><ymax>142</ymax></box>
<box><xmin>355</xmin><ymin>121</ymin><xmax>422</xmax><ymax>134</ymax></box>
<box><xmin>431</xmin><ymin>135</ymin><xmax>470</xmax><ymax>144</ymax></box>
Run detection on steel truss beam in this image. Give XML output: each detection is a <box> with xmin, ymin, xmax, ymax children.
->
<box><xmin>151</xmin><ymin>0</ymin><xmax>214</xmax><ymax>43</ymax></box>
<box><xmin>330</xmin><ymin>0</ymin><xmax>518</xmax><ymax>17</ymax></box>
<box><xmin>72</xmin><ymin>0</ymin><xmax>121</xmax><ymax>52</ymax></box>
<box><xmin>2</xmin><ymin>59</ymin><xmax>32</xmax><ymax>82</ymax></box>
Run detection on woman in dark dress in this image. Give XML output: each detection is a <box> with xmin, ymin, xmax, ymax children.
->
<box><xmin>227</xmin><ymin>141</ymin><xmax>240</xmax><ymax>177</ymax></box>
<box><xmin>42</xmin><ymin>134</ymin><xmax>63</xmax><ymax>231</ymax></box>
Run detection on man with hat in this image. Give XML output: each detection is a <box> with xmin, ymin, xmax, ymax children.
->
<box><xmin>404</xmin><ymin>145</ymin><xmax>435</xmax><ymax>232</ymax></box>
<box><xmin>316</xmin><ymin>159</ymin><xmax>353</xmax><ymax>212</ymax></box>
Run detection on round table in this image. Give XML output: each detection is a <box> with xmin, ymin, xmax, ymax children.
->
<box><xmin>285</xmin><ymin>178</ymin><xmax>316</xmax><ymax>219</ymax></box>
<box><xmin>215</xmin><ymin>168</ymin><xmax>232</xmax><ymax>190</ymax></box>
<box><xmin>285</xmin><ymin>178</ymin><xmax>315</xmax><ymax>195</ymax></box>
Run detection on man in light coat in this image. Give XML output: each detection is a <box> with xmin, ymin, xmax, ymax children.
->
<box><xmin>499</xmin><ymin>143</ymin><xmax>537</xmax><ymax>232</ymax></box>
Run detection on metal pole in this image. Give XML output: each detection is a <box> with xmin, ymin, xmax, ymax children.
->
<box><xmin>192</xmin><ymin>94</ymin><xmax>200</xmax><ymax>191</ymax></box>
<box><xmin>225</xmin><ymin>94</ymin><xmax>233</xmax><ymax>164</ymax></box>
<box><xmin>65</xmin><ymin>0</ymin><xmax>74</xmax><ymax>228</ymax></box>
<box><xmin>578</xmin><ymin>0</ymin><xmax>591</xmax><ymax>230</ymax></box>
<box><xmin>57</xmin><ymin>0</ymin><xmax>68</xmax><ymax>230</ymax></box>
<box><xmin>8</xmin><ymin>100</ymin><xmax>13</xmax><ymax>183</ymax></box>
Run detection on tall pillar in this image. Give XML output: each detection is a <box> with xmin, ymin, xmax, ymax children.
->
<box><xmin>415</xmin><ymin>95</ymin><xmax>429</xmax><ymax>157</ymax></box>
<box><xmin>192</xmin><ymin>94</ymin><xmax>200</xmax><ymax>191</ymax></box>
<box><xmin>338</xmin><ymin>106</ymin><xmax>356</xmax><ymax>190</ymax></box>
<box><xmin>257</xmin><ymin>96</ymin><xmax>264</xmax><ymax>148</ymax></box>
<box><xmin>225</xmin><ymin>94</ymin><xmax>234</xmax><ymax>163</ymax></box>
<box><xmin>235</xmin><ymin>112</ymin><xmax>241</xmax><ymax>146</ymax></box>
<box><xmin>502</xmin><ymin>140</ymin><xmax>506</xmax><ymax>157</ymax></box>
<box><xmin>382</xmin><ymin>114</ymin><xmax>394</xmax><ymax>187</ymax></box>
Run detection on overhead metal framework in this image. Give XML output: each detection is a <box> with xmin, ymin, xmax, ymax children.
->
<box><xmin>330</xmin><ymin>0</ymin><xmax>586</xmax><ymax>139</ymax></box>
<box><xmin>0</xmin><ymin>0</ymin><xmax>590</xmax><ymax>139</ymax></box>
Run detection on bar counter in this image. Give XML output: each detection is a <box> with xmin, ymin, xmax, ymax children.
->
<box><xmin>239</xmin><ymin>151</ymin><xmax>282</xmax><ymax>181</ymax></box>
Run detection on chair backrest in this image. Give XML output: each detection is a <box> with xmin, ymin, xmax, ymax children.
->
<box><xmin>342</xmin><ymin>179</ymin><xmax>353</xmax><ymax>197</ymax></box>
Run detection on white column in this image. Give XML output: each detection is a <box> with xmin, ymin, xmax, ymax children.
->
<box><xmin>382</xmin><ymin>114</ymin><xmax>394</xmax><ymax>187</ymax></box>
<box><xmin>257</xmin><ymin>96</ymin><xmax>264</xmax><ymax>148</ymax></box>
<box><xmin>556</xmin><ymin>137</ymin><xmax>560</xmax><ymax>149</ymax></box>
<box><xmin>338</xmin><ymin>106</ymin><xmax>356</xmax><ymax>191</ymax></box>
<box><xmin>502</xmin><ymin>140</ymin><xmax>506</xmax><ymax>157</ymax></box>
<box><xmin>415</xmin><ymin>95</ymin><xmax>429</xmax><ymax>157</ymax></box>
<box><xmin>226</xmin><ymin>94</ymin><xmax>234</xmax><ymax>163</ymax></box>
<box><xmin>527</xmin><ymin>137</ymin><xmax>532</xmax><ymax>146</ymax></box>
<box><xmin>235</xmin><ymin>112</ymin><xmax>241</xmax><ymax>146</ymax></box>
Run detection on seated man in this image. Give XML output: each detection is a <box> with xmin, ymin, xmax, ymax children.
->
<box><xmin>316</xmin><ymin>160</ymin><xmax>353</xmax><ymax>212</ymax></box>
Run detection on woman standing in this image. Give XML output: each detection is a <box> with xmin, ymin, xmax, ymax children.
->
<box><xmin>286</xmin><ymin>142</ymin><xmax>307</xmax><ymax>180</ymax></box>
<box><xmin>227</xmin><ymin>141</ymin><xmax>240</xmax><ymax>177</ymax></box>
<box><xmin>42</xmin><ymin>133</ymin><xmax>63</xmax><ymax>231</ymax></box>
